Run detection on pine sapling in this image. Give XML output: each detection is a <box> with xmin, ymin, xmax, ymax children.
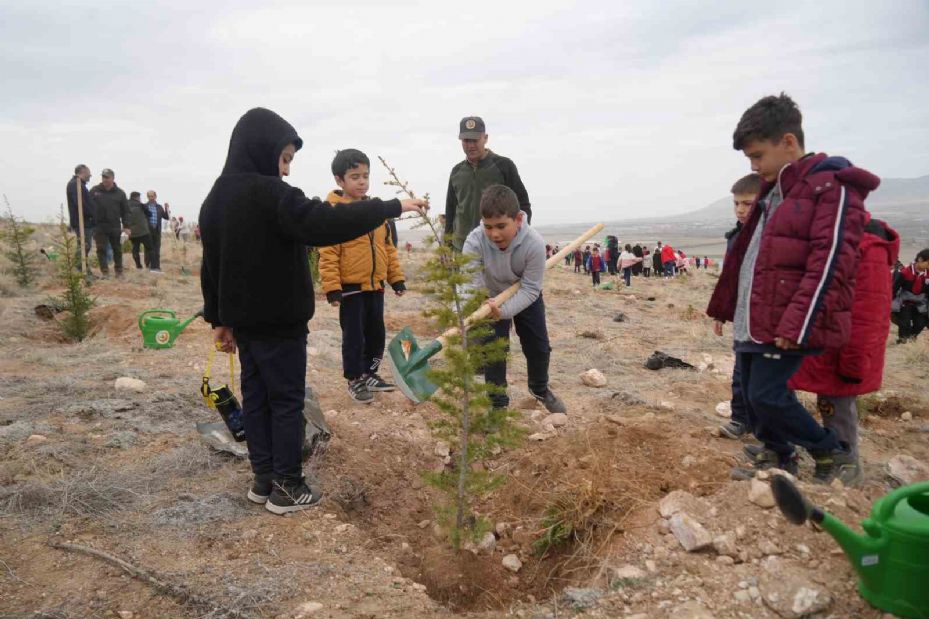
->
<box><xmin>379</xmin><ymin>157</ymin><xmax>522</xmax><ymax>548</ymax></box>
<box><xmin>1</xmin><ymin>196</ymin><xmax>39</xmax><ymax>287</ymax></box>
<box><xmin>51</xmin><ymin>209</ymin><xmax>95</xmax><ymax>341</ymax></box>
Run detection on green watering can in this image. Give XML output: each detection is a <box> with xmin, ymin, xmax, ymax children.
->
<box><xmin>139</xmin><ymin>308</ymin><xmax>203</xmax><ymax>349</ymax></box>
<box><xmin>772</xmin><ymin>475</ymin><xmax>929</xmax><ymax>619</ymax></box>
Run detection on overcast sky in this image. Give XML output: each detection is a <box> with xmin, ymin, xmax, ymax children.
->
<box><xmin>2</xmin><ymin>1</ymin><xmax>927</xmax><ymax>228</ymax></box>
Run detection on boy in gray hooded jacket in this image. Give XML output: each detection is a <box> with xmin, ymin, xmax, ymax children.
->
<box><xmin>462</xmin><ymin>184</ymin><xmax>566</xmax><ymax>414</ymax></box>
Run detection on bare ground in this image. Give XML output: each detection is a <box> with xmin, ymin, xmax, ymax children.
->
<box><xmin>1</xmin><ymin>238</ymin><xmax>928</xmax><ymax>618</ymax></box>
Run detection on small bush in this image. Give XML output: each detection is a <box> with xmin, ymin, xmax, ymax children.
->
<box><xmin>50</xmin><ymin>211</ymin><xmax>95</xmax><ymax>341</ymax></box>
<box><xmin>0</xmin><ymin>198</ymin><xmax>40</xmax><ymax>287</ymax></box>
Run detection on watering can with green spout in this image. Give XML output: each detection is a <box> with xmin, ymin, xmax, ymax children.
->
<box><xmin>139</xmin><ymin>308</ymin><xmax>203</xmax><ymax>349</ymax></box>
<box><xmin>771</xmin><ymin>475</ymin><xmax>929</xmax><ymax>619</ymax></box>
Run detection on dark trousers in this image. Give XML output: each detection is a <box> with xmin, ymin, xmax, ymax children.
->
<box><xmin>591</xmin><ymin>271</ymin><xmax>601</xmax><ymax>286</ymax></box>
<box><xmin>484</xmin><ymin>294</ymin><xmax>552</xmax><ymax>409</ymax></box>
<box><xmin>738</xmin><ymin>351</ymin><xmax>839</xmax><ymax>457</ymax></box>
<box><xmin>149</xmin><ymin>228</ymin><xmax>163</xmax><ymax>269</ymax></box>
<box><xmin>93</xmin><ymin>227</ymin><xmax>123</xmax><ymax>274</ymax></box>
<box><xmin>237</xmin><ymin>333</ymin><xmax>307</xmax><ymax>482</ymax></box>
<box><xmin>71</xmin><ymin>226</ymin><xmax>94</xmax><ymax>270</ymax></box>
<box><xmin>339</xmin><ymin>291</ymin><xmax>386</xmax><ymax>380</ymax></box>
<box><xmin>663</xmin><ymin>261</ymin><xmax>675</xmax><ymax>277</ymax></box>
<box><xmin>130</xmin><ymin>234</ymin><xmax>153</xmax><ymax>269</ymax></box>
<box><xmin>574</xmin><ymin>263</ymin><xmax>581</xmax><ymax>273</ymax></box>
<box><xmin>622</xmin><ymin>267</ymin><xmax>633</xmax><ymax>287</ymax></box>
<box><xmin>729</xmin><ymin>351</ymin><xmax>748</xmax><ymax>426</ymax></box>
<box><xmin>607</xmin><ymin>255</ymin><xmax>618</xmax><ymax>275</ymax></box>
<box><xmin>898</xmin><ymin>304</ymin><xmax>928</xmax><ymax>341</ymax></box>
<box><xmin>643</xmin><ymin>266</ymin><xmax>651</xmax><ymax>277</ymax></box>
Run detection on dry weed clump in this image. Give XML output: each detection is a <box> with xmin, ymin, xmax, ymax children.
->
<box><xmin>902</xmin><ymin>336</ymin><xmax>929</xmax><ymax>368</ymax></box>
<box><xmin>0</xmin><ymin>444</ymin><xmax>225</xmax><ymax>522</ymax></box>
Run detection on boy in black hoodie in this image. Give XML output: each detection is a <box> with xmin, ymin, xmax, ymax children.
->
<box><xmin>199</xmin><ymin>108</ymin><xmax>426</xmax><ymax>515</ymax></box>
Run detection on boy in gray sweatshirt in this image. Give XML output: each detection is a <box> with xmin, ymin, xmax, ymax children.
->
<box><xmin>462</xmin><ymin>184</ymin><xmax>566</xmax><ymax>414</ymax></box>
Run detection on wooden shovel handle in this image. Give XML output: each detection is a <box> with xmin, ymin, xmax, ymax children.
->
<box><xmin>437</xmin><ymin>223</ymin><xmax>605</xmax><ymax>346</ymax></box>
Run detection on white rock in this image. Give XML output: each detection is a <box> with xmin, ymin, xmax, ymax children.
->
<box><xmin>542</xmin><ymin>413</ymin><xmax>568</xmax><ymax>427</ymax></box>
<box><xmin>713</xmin><ymin>533</ymin><xmax>738</xmax><ymax>557</ymax></box>
<box><xmin>681</xmin><ymin>455</ymin><xmax>697</xmax><ymax>468</ymax></box>
<box><xmin>715</xmin><ymin>401</ymin><xmax>731</xmax><ymax>418</ymax></box>
<box><xmin>434</xmin><ymin>441</ymin><xmax>450</xmax><ymax>458</ymax></box>
<box><xmin>767</xmin><ymin>468</ymin><xmax>798</xmax><ymax>483</ymax></box>
<box><xmin>25</xmin><ymin>434</ymin><xmax>48</xmax><ymax>446</ymax></box>
<box><xmin>502</xmin><ymin>554</ymin><xmax>522</xmax><ymax>572</ymax></box>
<box><xmin>117</xmin><ymin>612</ymin><xmax>133</xmax><ymax>619</ymax></box>
<box><xmin>529</xmin><ymin>410</ymin><xmax>545</xmax><ymax>421</ymax></box>
<box><xmin>114</xmin><ymin>377</ymin><xmax>146</xmax><ymax>393</ymax></box>
<box><xmin>494</xmin><ymin>521</ymin><xmax>510</xmax><ymax>537</ymax></box>
<box><xmin>716</xmin><ymin>555</ymin><xmax>735</xmax><ymax>565</ymax></box>
<box><xmin>294</xmin><ymin>601</ymin><xmax>324</xmax><ymax>617</ymax></box>
<box><xmin>660</xmin><ymin>401</ymin><xmax>676</xmax><ymax>411</ymax></box>
<box><xmin>669</xmin><ymin>512</ymin><xmax>712</xmax><ymax>552</ymax></box>
<box><xmin>759</xmin><ymin>540</ymin><xmax>781</xmax><ymax>556</ymax></box>
<box><xmin>748</xmin><ymin>478</ymin><xmax>776</xmax><ymax>508</ymax></box>
<box><xmin>477</xmin><ymin>532</ymin><xmax>497</xmax><ymax>553</ymax></box>
<box><xmin>888</xmin><ymin>454</ymin><xmax>929</xmax><ymax>485</ymax></box>
<box><xmin>901</xmin><ymin>411</ymin><xmax>913</xmax><ymax>421</ymax></box>
<box><xmin>580</xmin><ymin>368</ymin><xmax>607</xmax><ymax>388</ymax></box>
<box><xmin>611</xmin><ymin>564</ymin><xmax>646</xmax><ymax>580</ymax></box>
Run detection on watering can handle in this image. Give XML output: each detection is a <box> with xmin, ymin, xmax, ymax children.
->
<box><xmin>138</xmin><ymin>309</ymin><xmax>177</xmax><ymax>330</ymax></box>
<box><xmin>436</xmin><ymin>223</ymin><xmax>605</xmax><ymax>347</ymax></box>
<box><xmin>876</xmin><ymin>480</ymin><xmax>929</xmax><ymax>522</ymax></box>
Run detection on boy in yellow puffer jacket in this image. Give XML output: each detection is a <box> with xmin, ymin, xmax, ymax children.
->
<box><xmin>320</xmin><ymin>149</ymin><xmax>406</xmax><ymax>403</ymax></box>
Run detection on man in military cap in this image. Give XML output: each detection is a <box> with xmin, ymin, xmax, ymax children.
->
<box><xmin>444</xmin><ymin>116</ymin><xmax>531</xmax><ymax>251</ymax></box>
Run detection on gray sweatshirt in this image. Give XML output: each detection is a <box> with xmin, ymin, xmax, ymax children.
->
<box><xmin>461</xmin><ymin>216</ymin><xmax>545</xmax><ymax>320</ymax></box>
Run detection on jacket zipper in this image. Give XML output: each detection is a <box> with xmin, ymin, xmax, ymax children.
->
<box><xmin>369</xmin><ymin>231</ymin><xmax>376</xmax><ymax>290</ymax></box>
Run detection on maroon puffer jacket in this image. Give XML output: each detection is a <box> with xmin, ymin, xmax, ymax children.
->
<box><xmin>788</xmin><ymin>216</ymin><xmax>899</xmax><ymax>396</ymax></box>
<box><xmin>707</xmin><ymin>153</ymin><xmax>879</xmax><ymax>349</ymax></box>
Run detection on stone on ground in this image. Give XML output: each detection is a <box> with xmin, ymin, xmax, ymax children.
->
<box><xmin>669</xmin><ymin>512</ymin><xmax>712</xmax><ymax>551</ymax></box>
<box><xmin>542</xmin><ymin>413</ymin><xmax>568</xmax><ymax>427</ymax></box>
<box><xmin>658</xmin><ymin>490</ymin><xmax>712</xmax><ymax>519</ymax></box>
<box><xmin>562</xmin><ymin>587</ymin><xmax>603</xmax><ymax>609</ymax></box>
<box><xmin>759</xmin><ymin>558</ymin><xmax>832</xmax><ymax>617</ymax></box>
<box><xmin>502</xmin><ymin>554</ymin><xmax>522</xmax><ymax>572</ymax></box>
<box><xmin>580</xmin><ymin>368</ymin><xmax>607</xmax><ymax>387</ymax></box>
<box><xmin>748</xmin><ymin>478</ymin><xmax>776</xmax><ymax>508</ymax></box>
<box><xmin>887</xmin><ymin>454</ymin><xmax>929</xmax><ymax>484</ymax></box>
<box><xmin>114</xmin><ymin>377</ymin><xmax>146</xmax><ymax>393</ymax></box>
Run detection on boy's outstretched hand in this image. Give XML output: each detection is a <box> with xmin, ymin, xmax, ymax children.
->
<box><xmin>213</xmin><ymin>326</ymin><xmax>236</xmax><ymax>354</ymax></box>
<box><xmin>713</xmin><ymin>320</ymin><xmax>724</xmax><ymax>337</ymax></box>
<box><xmin>400</xmin><ymin>198</ymin><xmax>429</xmax><ymax>215</ymax></box>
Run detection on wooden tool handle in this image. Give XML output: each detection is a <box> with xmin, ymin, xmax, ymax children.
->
<box><xmin>437</xmin><ymin>223</ymin><xmax>604</xmax><ymax>346</ymax></box>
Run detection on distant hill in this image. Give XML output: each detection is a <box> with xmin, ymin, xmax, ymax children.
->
<box><xmin>678</xmin><ymin>175</ymin><xmax>929</xmax><ymax>223</ymax></box>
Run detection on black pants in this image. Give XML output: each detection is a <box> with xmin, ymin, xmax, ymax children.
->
<box><xmin>130</xmin><ymin>234</ymin><xmax>153</xmax><ymax>269</ymax></box>
<box><xmin>591</xmin><ymin>271</ymin><xmax>601</xmax><ymax>286</ymax></box>
<box><xmin>574</xmin><ymin>263</ymin><xmax>581</xmax><ymax>273</ymax></box>
<box><xmin>149</xmin><ymin>228</ymin><xmax>163</xmax><ymax>269</ymax></box>
<box><xmin>237</xmin><ymin>333</ymin><xmax>307</xmax><ymax>482</ymax></box>
<box><xmin>93</xmin><ymin>227</ymin><xmax>123</xmax><ymax>274</ymax></box>
<box><xmin>897</xmin><ymin>304</ymin><xmax>928</xmax><ymax>341</ymax></box>
<box><xmin>484</xmin><ymin>295</ymin><xmax>552</xmax><ymax>408</ymax></box>
<box><xmin>339</xmin><ymin>291</ymin><xmax>386</xmax><ymax>380</ymax></box>
<box><xmin>738</xmin><ymin>351</ymin><xmax>839</xmax><ymax>457</ymax></box>
<box><xmin>607</xmin><ymin>255</ymin><xmax>618</xmax><ymax>275</ymax></box>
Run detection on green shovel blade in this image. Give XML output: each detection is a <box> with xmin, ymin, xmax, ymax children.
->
<box><xmin>385</xmin><ymin>326</ymin><xmax>443</xmax><ymax>404</ymax></box>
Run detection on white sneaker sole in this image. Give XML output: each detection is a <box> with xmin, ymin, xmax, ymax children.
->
<box><xmin>265</xmin><ymin>498</ymin><xmax>321</xmax><ymax>515</ymax></box>
<box><xmin>247</xmin><ymin>489</ymin><xmax>269</xmax><ymax>504</ymax></box>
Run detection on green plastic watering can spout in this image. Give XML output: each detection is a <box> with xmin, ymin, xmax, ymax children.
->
<box><xmin>813</xmin><ymin>509</ymin><xmax>886</xmax><ymax>575</ymax></box>
<box><xmin>176</xmin><ymin>308</ymin><xmax>204</xmax><ymax>334</ymax></box>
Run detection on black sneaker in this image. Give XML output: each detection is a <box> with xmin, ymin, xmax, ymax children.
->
<box><xmin>531</xmin><ymin>389</ymin><xmax>567</xmax><ymax>414</ymax></box>
<box><xmin>743</xmin><ymin>443</ymin><xmax>764</xmax><ymax>460</ymax></box>
<box><xmin>348</xmin><ymin>378</ymin><xmax>374</xmax><ymax>404</ymax></box>
<box><xmin>247</xmin><ymin>474</ymin><xmax>273</xmax><ymax>504</ymax></box>
<box><xmin>363</xmin><ymin>372</ymin><xmax>395</xmax><ymax>392</ymax></box>
<box><xmin>265</xmin><ymin>478</ymin><xmax>322</xmax><ymax>515</ymax></box>
<box><xmin>719</xmin><ymin>420</ymin><xmax>749</xmax><ymax>439</ymax></box>
<box><xmin>812</xmin><ymin>448</ymin><xmax>858</xmax><ymax>484</ymax></box>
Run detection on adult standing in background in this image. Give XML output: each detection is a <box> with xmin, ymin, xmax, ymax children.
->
<box><xmin>126</xmin><ymin>191</ymin><xmax>154</xmax><ymax>270</ymax></box>
<box><xmin>66</xmin><ymin>164</ymin><xmax>96</xmax><ymax>271</ymax></box>
<box><xmin>145</xmin><ymin>190</ymin><xmax>170</xmax><ymax>273</ymax></box>
<box><xmin>89</xmin><ymin>168</ymin><xmax>130</xmax><ymax>278</ymax></box>
<box><xmin>444</xmin><ymin>116</ymin><xmax>531</xmax><ymax>251</ymax></box>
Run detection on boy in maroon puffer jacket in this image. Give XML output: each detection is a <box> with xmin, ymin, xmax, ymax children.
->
<box><xmin>787</xmin><ymin>215</ymin><xmax>899</xmax><ymax>486</ymax></box>
<box><xmin>708</xmin><ymin>93</ymin><xmax>878</xmax><ymax>483</ymax></box>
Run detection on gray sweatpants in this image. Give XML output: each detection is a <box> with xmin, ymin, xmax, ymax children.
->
<box><xmin>816</xmin><ymin>395</ymin><xmax>858</xmax><ymax>459</ymax></box>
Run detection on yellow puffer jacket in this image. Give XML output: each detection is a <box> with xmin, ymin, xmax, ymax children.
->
<box><xmin>319</xmin><ymin>190</ymin><xmax>404</xmax><ymax>294</ymax></box>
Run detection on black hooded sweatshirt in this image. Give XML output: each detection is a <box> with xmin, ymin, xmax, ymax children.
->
<box><xmin>199</xmin><ymin>108</ymin><xmax>402</xmax><ymax>337</ymax></box>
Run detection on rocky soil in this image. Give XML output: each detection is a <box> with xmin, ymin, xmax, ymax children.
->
<box><xmin>1</xmin><ymin>238</ymin><xmax>928</xmax><ymax>618</ymax></box>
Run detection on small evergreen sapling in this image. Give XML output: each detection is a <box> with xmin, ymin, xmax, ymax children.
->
<box><xmin>379</xmin><ymin>157</ymin><xmax>522</xmax><ymax>548</ymax></box>
<box><xmin>1</xmin><ymin>196</ymin><xmax>39</xmax><ymax>287</ymax></box>
<box><xmin>51</xmin><ymin>209</ymin><xmax>95</xmax><ymax>341</ymax></box>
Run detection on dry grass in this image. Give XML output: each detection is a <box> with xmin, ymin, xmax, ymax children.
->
<box><xmin>902</xmin><ymin>335</ymin><xmax>929</xmax><ymax>367</ymax></box>
<box><xmin>0</xmin><ymin>444</ymin><xmax>224</xmax><ymax>522</ymax></box>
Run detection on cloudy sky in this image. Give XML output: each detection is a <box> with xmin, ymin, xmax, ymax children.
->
<box><xmin>2</xmin><ymin>1</ymin><xmax>927</xmax><ymax>228</ymax></box>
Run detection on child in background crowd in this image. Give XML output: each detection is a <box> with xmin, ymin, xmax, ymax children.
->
<box><xmin>573</xmin><ymin>247</ymin><xmax>583</xmax><ymax>273</ymax></box>
<box><xmin>587</xmin><ymin>247</ymin><xmax>605</xmax><ymax>286</ymax></box>
<box><xmin>618</xmin><ymin>243</ymin><xmax>642</xmax><ymax>287</ymax></box>
<box><xmin>582</xmin><ymin>245</ymin><xmax>591</xmax><ymax>274</ymax></box>
<box><xmin>891</xmin><ymin>249</ymin><xmax>929</xmax><ymax>342</ymax></box>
